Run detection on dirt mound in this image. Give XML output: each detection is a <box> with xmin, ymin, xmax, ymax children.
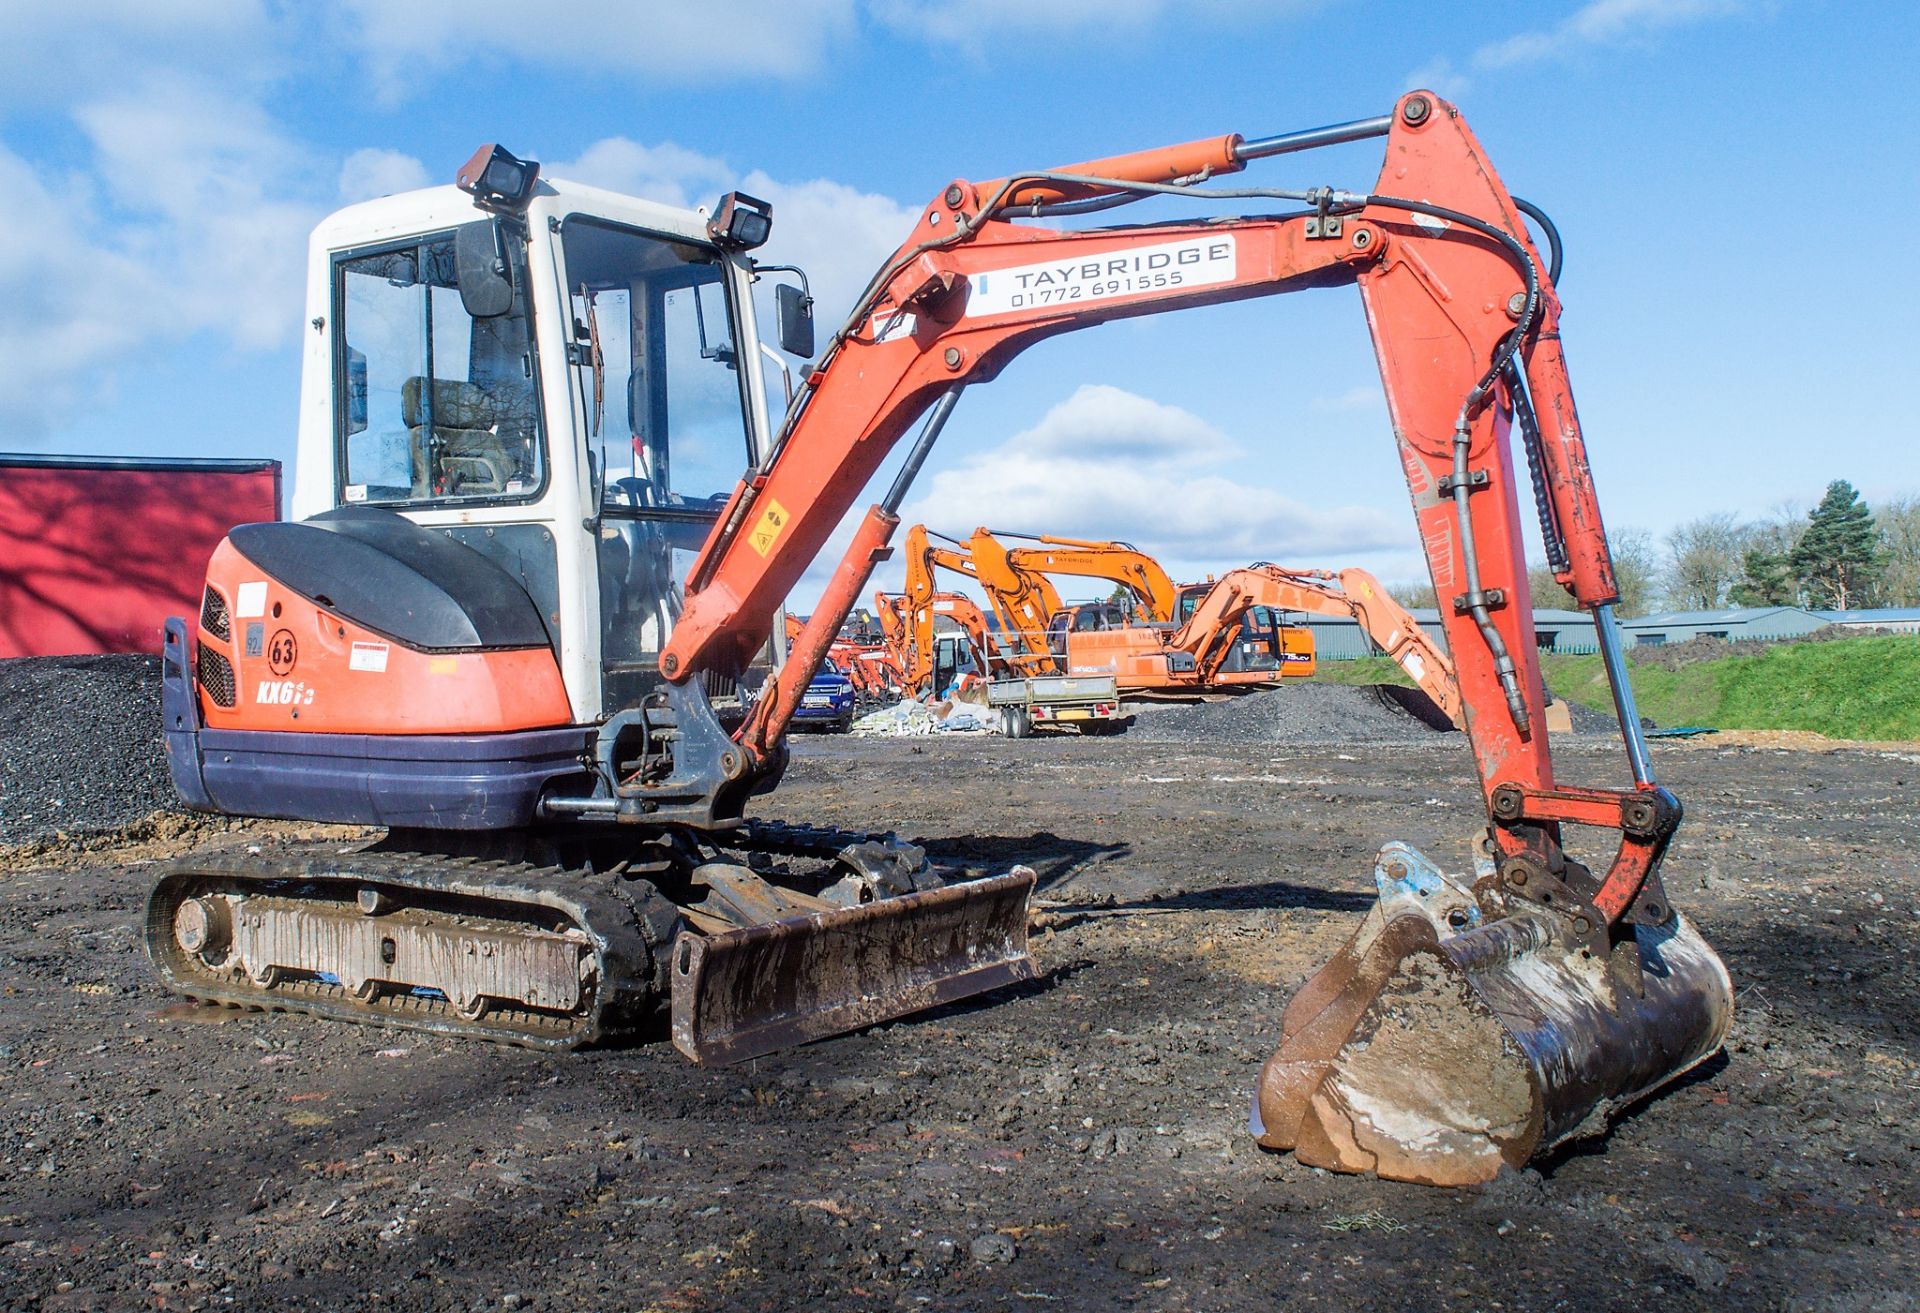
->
<box><xmin>1625</xmin><ymin>624</ymin><xmax>1874</xmax><ymax>671</ymax></box>
<box><xmin>1128</xmin><ymin>682</ymin><xmax>1454</xmax><ymax>745</ymax></box>
<box><xmin>0</xmin><ymin>654</ymin><xmax>177</xmax><ymax>845</ymax></box>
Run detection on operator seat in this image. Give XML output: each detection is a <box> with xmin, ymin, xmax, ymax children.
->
<box><xmin>401</xmin><ymin>377</ymin><xmax>527</xmax><ymax>497</ymax></box>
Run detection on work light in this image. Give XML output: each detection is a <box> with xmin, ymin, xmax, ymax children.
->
<box><xmin>708</xmin><ymin>192</ymin><xmax>773</xmax><ymax>250</ymax></box>
<box><xmin>456</xmin><ymin>144</ymin><xmax>541</xmax><ymax>213</ymax></box>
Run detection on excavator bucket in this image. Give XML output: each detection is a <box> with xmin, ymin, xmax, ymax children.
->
<box><xmin>1252</xmin><ymin>843</ymin><xmax>1732</xmax><ymax>1186</ymax></box>
<box><xmin>670</xmin><ymin>866</ymin><xmax>1037</xmax><ymax>1065</ymax></box>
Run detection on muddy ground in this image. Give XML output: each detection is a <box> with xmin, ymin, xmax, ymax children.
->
<box><xmin>2</xmin><ymin>728</ymin><xmax>1916</xmax><ymax>1311</ymax></box>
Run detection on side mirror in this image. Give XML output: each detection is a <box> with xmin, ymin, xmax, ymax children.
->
<box><xmin>455</xmin><ymin>219</ymin><xmax>514</xmax><ymax>318</ymax></box>
<box><xmin>776</xmin><ymin>283</ymin><xmax>814</xmax><ymax>358</ymax></box>
<box><xmin>344</xmin><ymin>347</ymin><xmax>368</xmax><ymax>435</ymax></box>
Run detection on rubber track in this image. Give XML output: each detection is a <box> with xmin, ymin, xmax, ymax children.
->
<box><xmin>145</xmin><ymin>845</ymin><xmax>678</xmax><ymax>1050</ymax></box>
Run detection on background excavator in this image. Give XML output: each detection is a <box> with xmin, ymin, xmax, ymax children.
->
<box><xmin>904</xmin><ymin>525</ymin><xmax>1316</xmax><ymax>692</ymax></box>
<box><xmin>153</xmin><ymin>94</ymin><xmax>1731</xmax><ymax>1186</ymax></box>
<box><xmin>780</xmin><ymin>610</ymin><xmax>899</xmax><ymax>701</ymax></box>
<box><xmin>1119</xmin><ymin>562</ymin><xmax>1463</xmax><ymax>725</ymax></box>
<box><xmin>982</xmin><ymin>530</ymin><xmax>1180</xmax><ymax>620</ymax></box>
<box><xmin>874</xmin><ymin>585</ymin><xmax>1002</xmax><ymax>696</ymax></box>
<box><xmin>973</xmin><ymin>528</ymin><xmax>1314</xmax><ymax>687</ymax></box>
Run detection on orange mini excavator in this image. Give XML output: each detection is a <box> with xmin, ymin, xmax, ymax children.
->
<box><xmin>153</xmin><ymin>95</ymin><xmax>1729</xmax><ymax>1185</ymax></box>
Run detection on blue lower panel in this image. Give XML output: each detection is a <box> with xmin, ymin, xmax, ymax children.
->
<box><xmin>186</xmin><ymin>724</ymin><xmax>594</xmax><ymax>830</ymax></box>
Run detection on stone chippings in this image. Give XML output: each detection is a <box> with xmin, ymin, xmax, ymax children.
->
<box><xmin>0</xmin><ymin>654</ymin><xmax>176</xmax><ymax>844</ymax></box>
<box><xmin>1126</xmin><ymin>682</ymin><xmax>1450</xmax><ymax>745</ymax></box>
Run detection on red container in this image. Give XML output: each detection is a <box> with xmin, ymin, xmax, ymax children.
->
<box><xmin>0</xmin><ymin>454</ymin><xmax>282</xmax><ymax>658</ymax></box>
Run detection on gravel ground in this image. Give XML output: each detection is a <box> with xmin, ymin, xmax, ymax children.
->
<box><xmin>3</xmin><ymin>731</ymin><xmax>1915</xmax><ymax>1310</ymax></box>
<box><xmin>1128</xmin><ymin>682</ymin><xmax>1452</xmax><ymax>744</ymax></box>
<box><xmin>0</xmin><ymin>656</ymin><xmax>175</xmax><ymax>845</ymax></box>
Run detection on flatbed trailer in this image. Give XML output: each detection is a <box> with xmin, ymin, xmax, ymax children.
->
<box><xmin>985</xmin><ymin>673</ymin><xmax>1128</xmax><ymax>737</ymax></box>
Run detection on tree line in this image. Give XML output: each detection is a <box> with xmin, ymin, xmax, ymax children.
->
<box><xmin>1392</xmin><ymin>480</ymin><xmax>1918</xmax><ymax>617</ymax></box>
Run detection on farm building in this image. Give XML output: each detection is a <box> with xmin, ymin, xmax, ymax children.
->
<box><xmin>1618</xmin><ymin>607</ymin><xmax>1829</xmax><ymax>647</ymax></box>
<box><xmin>1298</xmin><ymin>607</ymin><xmax>1595</xmax><ymax>661</ymax></box>
<box><xmin>1816</xmin><ymin>607</ymin><xmax>1920</xmax><ymax>634</ymax></box>
<box><xmin>1296</xmin><ymin>608</ymin><xmax>1442</xmax><ymax>661</ymax></box>
<box><xmin>1528</xmin><ymin>609</ymin><xmax>1599</xmax><ymax>651</ymax></box>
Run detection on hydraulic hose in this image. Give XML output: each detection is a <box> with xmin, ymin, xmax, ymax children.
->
<box><xmin>1511</xmin><ymin>195</ymin><xmax>1563</xmax><ymax>285</ymax></box>
<box><xmin>1506</xmin><ymin>360</ymin><xmax>1568</xmax><ymax>575</ymax></box>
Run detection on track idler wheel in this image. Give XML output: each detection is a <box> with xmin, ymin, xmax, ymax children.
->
<box><xmin>1251</xmin><ymin>842</ymin><xmax>1733</xmax><ymax>1186</ymax></box>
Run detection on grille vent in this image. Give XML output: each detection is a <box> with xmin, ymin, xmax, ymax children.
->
<box><xmin>197</xmin><ymin>644</ymin><xmax>237</xmax><ymax>708</ymax></box>
<box><xmin>199</xmin><ymin>586</ymin><xmax>231</xmax><ymax>642</ymax></box>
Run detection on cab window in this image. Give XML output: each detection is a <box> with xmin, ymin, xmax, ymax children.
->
<box><xmin>334</xmin><ymin>232</ymin><xmax>544</xmax><ymax>506</ymax></box>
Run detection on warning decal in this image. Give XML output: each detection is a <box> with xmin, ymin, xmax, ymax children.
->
<box><xmin>967</xmin><ymin>235</ymin><xmax>1237</xmax><ymax>317</ymax></box>
<box><xmin>747</xmin><ymin>498</ymin><xmax>792</xmax><ymax>557</ymax></box>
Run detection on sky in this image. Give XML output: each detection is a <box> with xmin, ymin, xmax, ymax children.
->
<box><xmin>4</xmin><ymin>0</ymin><xmax>1916</xmax><ymax>608</ymax></box>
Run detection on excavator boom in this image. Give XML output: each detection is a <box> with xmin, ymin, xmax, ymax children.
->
<box><xmin>997</xmin><ymin>532</ymin><xmax>1180</xmax><ymax>622</ymax></box>
<box><xmin>1176</xmin><ymin>565</ymin><xmax>1462</xmax><ymax>726</ymax></box>
<box><xmin>658</xmin><ymin>92</ymin><xmax>1730</xmax><ymax>1183</ymax></box>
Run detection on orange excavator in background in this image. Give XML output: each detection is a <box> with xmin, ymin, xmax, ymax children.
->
<box><xmin>919</xmin><ymin>526</ymin><xmax>1312</xmax><ymax>691</ymax></box>
<box><xmin>781</xmin><ymin>610</ymin><xmax>899</xmax><ymax>700</ymax></box>
<box><xmin>153</xmin><ymin>93</ymin><xmax>1730</xmax><ymax>1187</ymax></box>
<box><xmin>1006</xmin><ymin>534</ymin><xmax>1325</xmax><ymax>687</ymax></box>
<box><xmin>873</xmin><ymin>586</ymin><xmax>1001</xmax><ymax>695</ymax></box>
<box><xmin>1123</xmin><ymin>564</ymin><xmax>1464</xmax><ymax>725</ymax></box>
<box><xmin>954</xmin><ymin>526</ymin><xmax>1312</xmax><ymax>691</ymax></box>
<box><xmin>984</xmin><ymin>528</ymin><xmax>1315</xmax><ymax>686</ymax></box>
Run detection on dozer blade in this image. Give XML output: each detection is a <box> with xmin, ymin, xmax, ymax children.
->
<box><xmin>670</xmin><ymin>867</ymin><xmax>1037</xmax><ymax>1065</ymax></box>
<box><xmin>1252</xmin><ymin>842</ymin><xmax>1732</xmax><ymax>1187</ymax></box>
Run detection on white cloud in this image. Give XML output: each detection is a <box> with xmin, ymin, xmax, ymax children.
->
<box><xmin>0</xmin><ymin>144</ymin><xmax>158</xmax><ymax>438</ymax></box>
<box><xmin>893</xmin><ymin>384</ymin><xmax>1404</xmax><ymax>575</ymax></box>
<box><xmin>1408</xmin><ymin>0</ymin><xmax>1745</xmax><ymax>94</ymax></box>
<box><xmin>0</xmin><ymin>76</ymin><xmax>330</xmax><ymax>440</ymax></box>
<box><xmin>0</xmin><ymin>0</ymin><xmax>276</xmax><ymax>110</ymax></box>
<box><xmin>338</xmin><ymin>148</ymin><xmax>431</xmax><ymax>202</ymax></box>
<box><xmin>73</xmin><ymin>78</ymin><xmax>320</xmax><ymax>351</ymax></box>
<box><xmin>870</xmin><ymin>0</ymin><xmax>1305</xmax><ymax>55</ymax></box>
<box><xmin>1310</xmin><ymin>384</ymin><xmax>1385</xmax><ymax>416</ymax></box>
<box><xmin>337</xmin><ymin>0</ymin><xmax>857</xmax><ymax>103</ymax></box>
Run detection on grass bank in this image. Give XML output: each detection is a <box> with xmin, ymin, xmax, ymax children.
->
<box><xmin>1312</xmin><ymin>635</ymin><xmax>1920</xmax><ymax>741</ymax></box>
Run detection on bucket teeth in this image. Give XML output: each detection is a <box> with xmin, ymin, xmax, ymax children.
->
<box><xmin>1254</xmin><ymin>843</ymin><xmax>1733</xmax><ymax>1187</ymax></box>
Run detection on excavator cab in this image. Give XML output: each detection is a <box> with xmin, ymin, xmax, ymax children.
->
<box><xmin>149</xmin><ymin>157</ymin><xmax>1036</xmax><ymax>1062</ymax></box>
<box><xmin>1174</xmin><ymin>586</ymin><xmax>1286</xmax><ymax>676</ymax></box>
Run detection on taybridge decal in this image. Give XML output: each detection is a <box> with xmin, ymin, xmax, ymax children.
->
<box><xmin>967</xmin><ymin>236</ymin><xmax>1237</xmax><ymax>317</ymax></box>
